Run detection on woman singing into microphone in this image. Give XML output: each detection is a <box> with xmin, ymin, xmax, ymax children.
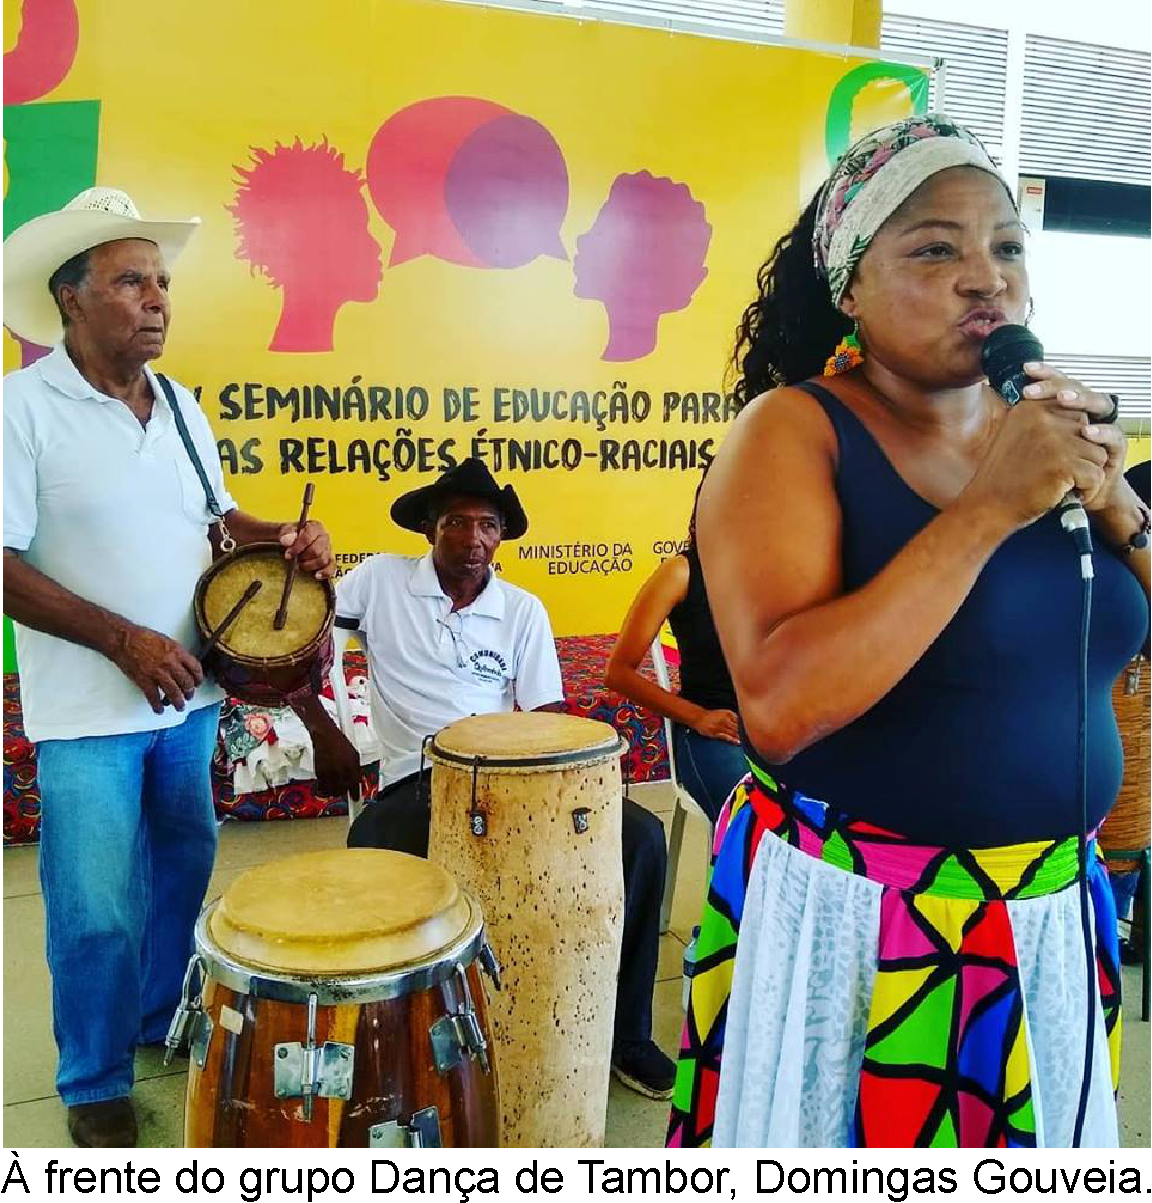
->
<box><xmin>668</xmin><ymin>115</ymin><xmax>1150</xmax><ymax>1149</ymax></box>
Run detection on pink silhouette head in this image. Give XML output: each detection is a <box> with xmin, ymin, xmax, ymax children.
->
<box><xmin>11</xmin><ymin>334</ymin><xmax>51</xmax><ymax>368</ymax></box>
<box><xmin>229</xmin><ymin>138</ymin><xmax>382</xmax><ymax>353</ymax></box>
<box><xmin>574</xmin><ymin>171</ymin><xmax>712</xmax><ymax>362</ymax></box>
<box><xmin>367</xmin><ymin>96</ymin><xmax>568</xmax><ymax>270</ymax></box>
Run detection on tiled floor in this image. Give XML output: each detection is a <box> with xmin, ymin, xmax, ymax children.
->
<box><xmin>4</xmin><ymin>789</ymin><xmax>1149</xmax><ymax>1148</ymax></box>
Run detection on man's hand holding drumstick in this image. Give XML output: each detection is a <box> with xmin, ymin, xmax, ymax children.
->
<box><xmin>277</xmin><ymin>517</ymin><xmax>335</xmax><ymax>579</ymax></box>
<box><xmin>210</xmin><ymin>505</ymin><xmax>336</xmax><ymax>579</ymax></box>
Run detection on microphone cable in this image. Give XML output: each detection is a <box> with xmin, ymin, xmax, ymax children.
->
<box><xmin>980</xmin><ymin>325</ymin><xmax>1099</xmax><ymax>1143</ymax></box>
<box><xmin>1070</xmin><ymin>537</ymin><xmax>1095</xmax><ymax>1148</ymax></box>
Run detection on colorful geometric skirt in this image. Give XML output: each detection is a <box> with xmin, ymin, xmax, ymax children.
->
<box><xmin>667</xmin><ymin>766</ymin><xmax>1122</xmax><ymax>1149</ymax></box>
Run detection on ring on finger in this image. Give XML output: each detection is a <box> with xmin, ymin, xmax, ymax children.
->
<box><xmin>1102</xmin><ymin>393</ymin><xmax>1120</xmax><ymax>424</ymax></box>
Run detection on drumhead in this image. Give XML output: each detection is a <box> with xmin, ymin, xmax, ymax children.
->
<box><xmin>207</xmin><ymin>849</ymin><xmax>474</xmax><ymax>974</ymax></box>
<box><xmin>430</xmin><ymin>712</ymin><xmax>623</xmax><ymax>769</ymax></box>
<box><xmin>198</xmin><ymin>544</ymin><xmax>331</xmax><ymax>662</ymax></box>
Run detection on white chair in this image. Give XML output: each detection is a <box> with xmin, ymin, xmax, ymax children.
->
<box><xmin>326</xmin><ymin>624</ymin><xmax>367</xmax><ymax>828</ymax></box>
<box><xmin>650</xmin><ymin>638</ymin><xmax>712</xmax><ymax>933</ymax></box>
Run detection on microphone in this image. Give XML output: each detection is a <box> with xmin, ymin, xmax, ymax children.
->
<box><xmin>982</xmin><ymin>324</ymin><xmax>1093</xmax><ymax>575</ymax></box>
<box><xmin>983</xmin><ymin>326</ymin><xmax>1097</xmax><ymax>1148</ymax></box>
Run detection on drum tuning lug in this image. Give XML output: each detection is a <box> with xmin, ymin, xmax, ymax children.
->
<box><xmin>273</xmin><ymin>994</ymin><xmax>355</xmax><ymax>1114</ymax></box>
<box><xmin>190</xmin><ymin>1014</ymin><xmax>214</xmax><ymax>1069</ymax></box>
<box><xmin>429</xmin><ymin>1017</ymin><xmax>465</xmax><ymax>1074</ymax></box>
<box><xmin>163</xmin><ymin>1008</ymin><xmax>196</xmax><ymax>1066</ymax></box>
<box><xmin>164</xmin><ymin>955</ymin><xmax>206</xmax><ymax>1066</ymax></box>
<box><xmin>430</xmin><ymin>1013</ymin><xmax>489</xmax><ymax>1075</ymax></box>
<box><xmin>468</xmin><ymin>760</ymin><xmax>488</xmax><ymax>836</ymax></box>
<box><xmin>431</xmin><ymin>966</ymin><xmax>490</xmax><ymax>1075</ymax></box>
<box><xmin>572</xmin><ymin>807</ymin><xmax>591</xmax><ymax>835</ymax></box>
<box><xmin>479</xmin><ymin>942</ymin><xmax>502</xmax><ymax>991</ymax></box>
<box><xmin>369</xmin><ymin>1107</ymin><xmax>442</xmax><ymax>1149</ymax></box>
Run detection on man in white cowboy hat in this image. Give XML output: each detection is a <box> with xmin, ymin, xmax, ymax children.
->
<box><xmin>293</xmin><ymin>458</ymin><xmax>678</xmax><ymax>1102</ymax></box>
<box><xmin>2</xmin><ymin>187</ymin><xmax>336</xmax><ymax>1147</ymax></box>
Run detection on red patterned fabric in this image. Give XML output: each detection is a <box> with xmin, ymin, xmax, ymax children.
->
<box><xmin>4</xmin><ymin>634</ymin><xmax>673</xmax><ymax>844</ymax></box>
<box><xmin>558</xmin><ymin>634</ymin><xmax>674</xmax><ymax>786</ymax></box>
<box><xmin>4</xmin><ymin>673</ymin><xmax>40</xmax><ymax>845</ymax></box>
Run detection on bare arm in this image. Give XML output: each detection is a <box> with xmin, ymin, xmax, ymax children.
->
<box><xmin>289</xmin><ymin>692</ymin><xmax>362</xmax><ymax>797</ymax></box>
<box><xmin>1091</xmin><ymin>484</ymin><xmax>1151</xmax><ymax>657</ymax></box>
<box><xmin>1096</xmin><ymin>496</ymin><xmax>1152</xmax><ymax>599</ymax></box>
<box><xmin>3</xmin><ymin>547</ymin><xmax>203</xmax><ymax>713</ymax></box>
<box><xmin>1123</xmin><ymin>545</ymin><xmax>1151</xmax><ymax>598</ymax></box>
<box><xmin>605</xmin><ymin>556</ymin><xmax>737</xmax><ymax>740</ymax></box>
<box><xmin>700</xmin><ymin>386</ymin><xmax>1110</xmax><ymax>764</ymax></box>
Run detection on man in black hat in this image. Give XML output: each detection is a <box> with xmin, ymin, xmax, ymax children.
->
<box><xmin>301</xmin><ymin>458</ymin><xmax>676</xmax><ymax>1099</ymax></box>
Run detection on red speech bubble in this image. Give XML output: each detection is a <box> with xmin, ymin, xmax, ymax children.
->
<box><xmin>367</xmin><ymin>96</ymin><xmax>510</xmax><ymax>267</ymax></box>
<box><xmin>367</xmin><ymin>96</ymin><xmax>569</xmax><ymax>270</ymax></box>
<box><xmin>4</xmin><ymin>0</ymin><xmax>79</xmax><ymax>106</ymax></box>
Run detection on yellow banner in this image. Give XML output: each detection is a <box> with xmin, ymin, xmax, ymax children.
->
<box><xmin>4</xmin><ymin>0</ymin><xmax>927</xmax><ymax>634</ymax></box>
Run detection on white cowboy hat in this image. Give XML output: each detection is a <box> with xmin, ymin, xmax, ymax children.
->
<box><xmin>2</xmin><ymin>187</ymin><xmax>201</xmax><ymax>346</ymax></box>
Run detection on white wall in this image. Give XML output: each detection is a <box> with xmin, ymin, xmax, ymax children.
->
<box><xmin>888</xmin><ymin>0</ymin><xmax>1150</xmax><ymax>51</ymax></box>
<box><xmin>1028</xmin><ymin>231</ymin><xmax>1152</xmax><ymax>357</ymax></box>
<box><xmin>889</xmin><ymin>0</ymin><xmax>1151</xmax><ymax>373</ymax></box>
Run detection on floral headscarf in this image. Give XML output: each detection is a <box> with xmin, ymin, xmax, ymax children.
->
<box><xmin>813</xmin><ymin>114</ymin><xmax>1012</xmax><ymax>306</ymax></box>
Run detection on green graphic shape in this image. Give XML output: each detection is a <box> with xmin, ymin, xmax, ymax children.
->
<box><xmin>825</xmin><ymin>63</ymin><xmax>931</xmax><ymax>166</ymax></box>
<box><xmin>3</xmin><ymin>618</ymin><xmax>16</xmax><ymax>674</ymax></box>
<box><xmin>4</xmin><ymin>98</ymin><xmax>101</xmax><ymax>672</ymax></box>
<box><xmin>3</xmin><ymin>98</ymin><xmax>101</xmax><ymax>237</ymax></box>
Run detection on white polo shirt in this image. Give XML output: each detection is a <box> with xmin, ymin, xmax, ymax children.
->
<box><xmin>335</xmin><ymin>552</ymin><xmax>564</xmax><ymax>787</ymax></box>
<box><xmin>3</xmin><ymin>344</ymin><xmax>234</xmax><ymax>742</ymax></box>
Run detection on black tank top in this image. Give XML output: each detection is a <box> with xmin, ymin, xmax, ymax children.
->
<box><xmin>747</xmin><ymin>382</ymin><xmax>1149</xmax><ymax>847</ymax></box>
<box><xmin>667</xmin><ymin>546</ymin><xmax>738</xmax><ymax>713</ymax></box>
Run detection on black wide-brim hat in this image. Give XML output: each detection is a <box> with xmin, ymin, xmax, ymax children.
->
<box><xmin>390</xmin><ymin>457</ymin><xmax>529</xmax><ymax>539</ymax></box>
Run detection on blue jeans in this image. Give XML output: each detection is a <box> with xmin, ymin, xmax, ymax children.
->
<box><xmin>1109</xmin><ymin>868</ymin><xmax>1140</xmax><ymax>924</ymax></box>
<box><xmin>671</xmin><ymin>724</ymin><xmax>747</xmax><ymax>825</ymax></box>
<box><xmin>36</xmin><ymin>703</ymin><xmax>220</xmax><ymax>1106</ymax></box>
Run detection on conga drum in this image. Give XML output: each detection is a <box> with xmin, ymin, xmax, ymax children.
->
<box><xmin>1100</xmin><ymin>656</ymin><xmax>1151</xmax><ymax>873</ymax></box>
<box><xmin>193</xmin><ymin>542</ymin><xmax>334</xmax><ymax>705</ymax></box>
<box><xmin>427</xmin><ymin>713</ymin><xmax>626</xmax><ymax>1148</ymax></box>
<box><xmin>172</xmin><ymin>849</ymin><xmax>500</xmax><ymax>1147</ymax></box>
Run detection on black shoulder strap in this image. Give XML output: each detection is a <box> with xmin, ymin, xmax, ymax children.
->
<box><xmin>791</xmin><ymin>378</ymin><xmax>855</xmax><ymax>453</ymax></box>
<box><xmin>156</xmin><ymin>372</ymin><xmax>224</xmax><ymax>521</ymax></box>
<box><xmin>791</xmin><ymin>379</ymin><xmax>842</xmax><ymax>408</ymax></box>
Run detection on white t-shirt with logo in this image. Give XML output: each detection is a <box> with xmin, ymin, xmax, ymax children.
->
<box><xmin>3</xmin><ymin>344</ymin><xmax>233</xmax><ymax>742</ymax></box>
<box><xmin>335</xmin><ymin>553</ymin><xmax>564</xmax><ymax>787</ymax></box>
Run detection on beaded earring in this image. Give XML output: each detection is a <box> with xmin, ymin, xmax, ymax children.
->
<box><xmin>823</xmin><ymin>323</ymin><xmax>863</xmax><ymax>377</ymax></box>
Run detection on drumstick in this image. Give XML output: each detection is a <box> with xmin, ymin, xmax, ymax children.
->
<box><xmin>273</xmin><ymin>483</ymin><xmax>315</xmax><ymax>631</ymax></box>
<box><xmin>162</xmin><ymin>581</ymin><xmax>261</xmax><ymax>708</ymax></box>
<box><xmin>202</xmin><ymin>580</ymin><xmax>263</xmax><ymax>657</ymax></box>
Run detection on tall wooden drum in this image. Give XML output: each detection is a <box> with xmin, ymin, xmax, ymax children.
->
<box><xmin>1100</xmin><ymin>657</ymin><xmax>1151</xmax><ymax>871</ymax></box>
<box><xmin>173</xmin><ymin>850</ymin><xmax>500</xmax><ymax>1147</ymax></box>
<box><xmin>427</xmin><ymin>713</ymin><xmax>625</xmax><ymax>1148</ymax></box>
